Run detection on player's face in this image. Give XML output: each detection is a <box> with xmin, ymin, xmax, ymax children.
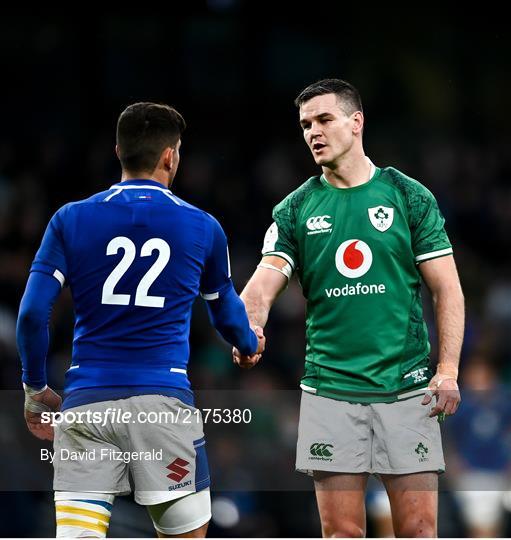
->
<box><xmin>299</xmin><ymin>93</ymin><xmax>358</xmax><ymax>168</ymax></box>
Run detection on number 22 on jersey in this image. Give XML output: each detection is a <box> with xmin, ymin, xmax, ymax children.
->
<box><xmin>101</xmin><ymin>236</ymin><xmax>170</xmax><ymax>308</ymax></box>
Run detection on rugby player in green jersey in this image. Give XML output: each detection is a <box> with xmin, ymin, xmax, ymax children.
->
<box><xmin>233</xmin><ymin>79</ymin><xmax>464</xmax><ymax>537</ymax></box>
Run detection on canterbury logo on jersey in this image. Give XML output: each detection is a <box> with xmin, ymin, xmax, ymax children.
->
<box><xmin>306</xmin><ymin>215</ymin><xmax>332</xmax><ymax>235</ymax></box>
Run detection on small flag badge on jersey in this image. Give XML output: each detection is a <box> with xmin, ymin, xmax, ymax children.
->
<box><xmin>368</xmin><ymin>206</ymin><xmax>394</xmax><ymax>232</ymax></box>
<box><xmin>138</xmin><ymin>195</ymin><xmax>152</xmax><ymax>200</ymax></box>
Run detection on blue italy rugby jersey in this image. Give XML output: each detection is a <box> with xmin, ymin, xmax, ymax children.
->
<box><xmin>31</xmin><ymin>179</ymin><xmax>233</xmax><ymax>409</ymax></box>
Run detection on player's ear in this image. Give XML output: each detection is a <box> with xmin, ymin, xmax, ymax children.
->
<box><xmin>162</xmin><ymin>147</ymin><xmax>174</xmax><ymax>171</ymax></box>
<box><xmin>115</xmin><ymin>145</ymin><xmax>121</xmax><ymax>159</ymax></box>
<box><xmin>352</xmin><ymin>111</ymin><xmax>364</xmax><ymax>135</ymax></box>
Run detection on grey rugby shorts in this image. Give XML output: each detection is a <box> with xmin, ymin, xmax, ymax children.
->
<box><xmin>296</xmin><ymin>390</ymin><xmax>445</xmax><ymax>475</ymax></box>
<box><xmin>53</xmin><ymin>394</ymin><xmax>209</xmax><ymax>505</ymax></box>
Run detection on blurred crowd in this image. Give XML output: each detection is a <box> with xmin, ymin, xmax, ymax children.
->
<box><xmin>2</xmin><ymin>10</ymin><xmax>511</xmax><ymax>538</ymax></box>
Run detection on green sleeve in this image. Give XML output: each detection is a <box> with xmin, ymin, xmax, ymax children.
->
<box><xmin>261</xmin><ymin>198</ymin><xmax>298</xmax><ymax>270</ymax></box>
<box><xmin>409</xmin><ymin>185</ymin><xmax>453</xmax><ymax>263</ymax></box>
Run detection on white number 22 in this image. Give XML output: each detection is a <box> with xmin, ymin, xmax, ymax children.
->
<box><xmin>101</xmin><ymin>236</ymin><xmax>170</xmax><ymax>308</ymax></box>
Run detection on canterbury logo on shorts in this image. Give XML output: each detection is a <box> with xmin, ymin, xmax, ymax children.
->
<box><xmin>309</xmin><ymin>443</ymin><xmax>333</xmax><ymax>457</ymax></box>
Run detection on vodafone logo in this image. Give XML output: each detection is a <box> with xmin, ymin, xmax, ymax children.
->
<box><xmin>328</xmin><ymin>240</ymin><xmax>384</xmax><ymax>297</ymax></box>
<box><xmin>335</xmin><ymin>239</ymin><xmax>373</xmax><ymax>278</ymax></box>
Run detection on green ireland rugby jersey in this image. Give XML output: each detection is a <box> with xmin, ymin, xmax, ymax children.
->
<box><xmin>262</xmin><ymin>166</ymin><xmax>453</xmax><ymax>403</ymax></box>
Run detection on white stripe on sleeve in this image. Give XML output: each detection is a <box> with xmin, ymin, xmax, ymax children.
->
<box><xmin>200</xmin><ymin>291</ymin><xmax>220</xmax><ymax>301</ymax></box>
<box><xmin>415</xmin><ymin>247</ymin><xmax>453</xmax><ymax>263</ymax></box>
<box><xmin>53</xmin><ymin>269</ymin><xmax>65</xmax><ymax>287</ymax></box>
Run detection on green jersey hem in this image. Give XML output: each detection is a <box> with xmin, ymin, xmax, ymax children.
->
<box><xmin>300</xmin><ymin>381</ymin><xmax>431</xmax><ymax>404</ymax></box>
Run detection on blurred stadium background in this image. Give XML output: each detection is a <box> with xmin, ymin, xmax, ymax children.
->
<box><xmin>1</xmin><ymin>5</ymin><xmax>511</xmax><ymax>537</ymax></box>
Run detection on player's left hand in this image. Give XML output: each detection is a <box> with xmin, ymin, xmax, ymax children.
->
<box><xmin>421</xmin><ymin>374</ymin><xmax>460</xmax><ymax>418</ymax></box>
<box><xmin>24</xmin><ymin>386</ymin><xmax>62</xmax><ymax>441</ymax></box>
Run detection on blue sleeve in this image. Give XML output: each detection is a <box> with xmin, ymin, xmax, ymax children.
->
<box><xmin>31</xmin><ymin>207</ymin><xmax>68</xmax><ymax>284</ymax></box>
<box><xmin>205</xmin><ymin>283</ymin><xmax>258</xmax><ymax>355</ymax></box>
<box><xmin>200</xmin><ymin>216</ymin><xmax>232</xmax><ymax>300</ymax></box>
<box><xmin>17</xmin><ymin>271</ymin><xmax>62</xmax><ymax>388</ymax></box>
<box><xmin>201</xmin><ymin>216</ymin><xmax>258</xmax><ymax>355</ymax></box>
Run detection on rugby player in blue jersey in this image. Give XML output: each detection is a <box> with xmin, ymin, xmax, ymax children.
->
<box><xmin>17</xmin><ymin>102</ymin><xmax>264</xmax><ymax>538</ymax></box>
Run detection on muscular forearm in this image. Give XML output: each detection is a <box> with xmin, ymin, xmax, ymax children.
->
<box><xmin>432</xmin><ymin>285</ymin><xmax>464</xmax><ymax>378</ymax></box>
<box><xmin>240</xmin><ymin>267</ymin><xmax>287</xmax><ymax>328</ymax></box>
<box><xmin>240</xmin><ymin>280</ymin><xmax>272</xmax><ymax>328</ymax></box>
<box><xmin>240</xmin><ymin>285</ymin><xmax>272</xmax><ymax>328</ymax></box>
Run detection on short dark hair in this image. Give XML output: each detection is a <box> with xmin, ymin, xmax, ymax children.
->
<box><xmin>294</xmin><ymin>79</ymin><xmax>363</xmax><ymax>115</ymax></box>
<box><xmin>116</xmin><ymin>102</ymin><xmax>186</xmax><ymax>174</ymax></box>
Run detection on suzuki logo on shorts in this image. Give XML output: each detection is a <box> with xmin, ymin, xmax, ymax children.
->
<box><xmin>166</xmin><ymin>458</ymin><xmax>190</xmax><ymax>483</ymax></box>
<box><xmin>306</xmin><ymin>215</ymin><xmax>332</xmax><ymax>235</ymax></box>
<box><xmin>335</xmin><ymin>239</ymin><xmax>373</xmax><ymax>278</ymax></box>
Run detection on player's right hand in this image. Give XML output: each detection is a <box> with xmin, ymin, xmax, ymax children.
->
<box><xmin>253</xmin><ymin>325</ymin><xmax>266</xmax><ymax>354</ymax></box>
<box><xmin>24</xmin><ymin>386</ymin><xmax>62</xmax><ymax>441</ymax></box>
<box><xmin>421</xmin><ymin>374</ymin><xmax>460</xmax><ymax>418</ymax></box>
<box><xmin>233</xmin><ymin>326</ymin><xmax>265</xmax><ymax>369</ymax></box>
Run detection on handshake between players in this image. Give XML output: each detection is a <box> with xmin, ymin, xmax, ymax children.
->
<box><xmin>233</xmin><ymin>325</ymin><xmax>265</xmax><ymax>369</ymax></box>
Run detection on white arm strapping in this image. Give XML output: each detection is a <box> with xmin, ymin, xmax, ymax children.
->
<box><xmin>23</xmin><ymin>383</ymin><xmax>51</xmax><ymax>413</ymax></box>
<box><xmin>23</xmin><ymin>383</ymin><xmax>48</xmax><ymax>396</ymax></box>
<box><xmin>257</xmin><ymin>262</ymin><xmax>292</xmax><ymax>280</ymax></box>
